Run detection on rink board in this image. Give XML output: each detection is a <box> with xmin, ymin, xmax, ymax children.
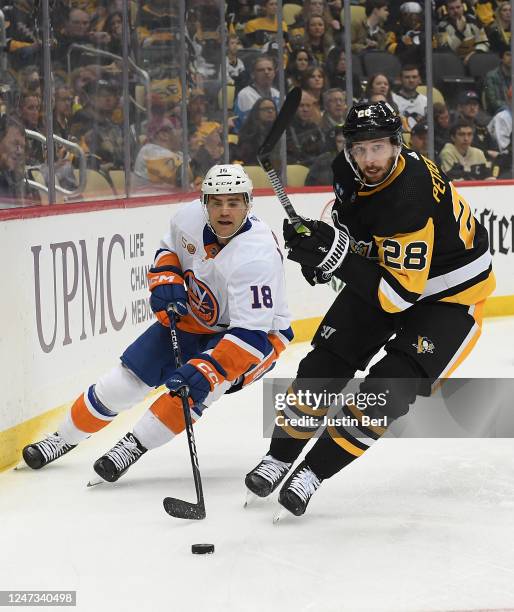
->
<box><xmin>1</xmin><ymin>185</ymin><xmax>513</xmax><ymax>469</ymax></box>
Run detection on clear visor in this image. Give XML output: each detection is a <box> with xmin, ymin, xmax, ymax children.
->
<box><xmin>344</xmin><ymin>136</ymin><xmax>402</xmax><ymax>187</ymax></box>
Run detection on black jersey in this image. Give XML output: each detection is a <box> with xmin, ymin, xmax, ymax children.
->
<box><xmin>331</xmin><ymin>147</ymin><xmax>496</xmax><ymax>314</ymax></box>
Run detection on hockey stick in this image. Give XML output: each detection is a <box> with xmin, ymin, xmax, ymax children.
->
<box><xmin>162</xmin><ymin>307</ymin><xmax>206</xmax><ymax>520</ymax></box>
<box><xmin>257</xmin><ymin>86</ymin><xmax>310</xmax><ymax>235</ymax></box>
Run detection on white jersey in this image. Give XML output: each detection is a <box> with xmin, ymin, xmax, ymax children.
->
<box><xmin>158</xmin><ymin>198</ymin><xmax>290</xmax><ymax>333</ymax></box>
<box><xmin>154</xmin><ymin>199</ymin><xmax>293</xmax><ymax>384</ymax></box>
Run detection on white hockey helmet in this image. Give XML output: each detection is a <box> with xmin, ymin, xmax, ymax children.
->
<box><xmin>201</xmin><ymin>164</ymin><xmax>253</xmax><ymax>207</ymax></box>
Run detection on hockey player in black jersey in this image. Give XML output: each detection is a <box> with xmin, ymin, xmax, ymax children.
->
<box><xmin>246</xmin><ymin>101</ymin><xmax>496</xmax><ymax>517</ymax></box>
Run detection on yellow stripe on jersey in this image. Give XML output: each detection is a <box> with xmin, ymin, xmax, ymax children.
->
<box><xmin>450</xmin><ymin>182</ymin><xmax>476</xmax><ymax>250</ymax></box>
<box><xmin>327</xmin><ymin>425</ymin><xmax>366</xmax><ymax>457</ymax></box>
<box><xmin>441</xmin><ymin>271</ymin><xmax>496</xmax><ymax>306</ymax></box>
<box><xmin>375</xmin><ymin>218</ymin><xmax>434</xmax><ymax>313</ymax></box>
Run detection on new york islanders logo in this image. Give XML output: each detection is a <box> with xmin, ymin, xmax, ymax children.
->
<box><xmin>184</xmin><ymin>270</ymin><xmax>219</xmax><ymax>326</ymax></box>
<box><xmin>413</xmin><ymin>336</ymin><xmax>435</xmax><ymax>354</ymax></box>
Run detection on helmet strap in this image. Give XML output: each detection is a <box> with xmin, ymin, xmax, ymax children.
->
<box><xmin>202</xmin><ymin>196</ymin><xmax>252</xmax><ymax>241</ymax></box>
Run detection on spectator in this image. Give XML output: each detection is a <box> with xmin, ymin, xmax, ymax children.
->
<box><xmin>300</xmin><ymin>66</ymin><xmax>327</xmax><ymax>114</ymax></box>
<box><xmin>303</xmin><ymin>15</ymin><xmax>335</xmax><ymax>64</ymax></box>
<box><xmin>320</xmin><ymin>88</ymin><xmax>347</xmax><ymax>146</ymax></box>
<box><xmin>454</xmin><ymin>90</ymin><xmax>499</xmax><ymax>161</ymax></box>
<box><xmin>287</xmin><ymin>91</ymin><xmax>326</xmax><ymax>165</ymax></box>
<box><xmin>191</xmin><ymin>122</ymin><xmax>224</xmax><ymax>180</ymax></box>
<box><xmin>70</xmin><ymin>79</ymin><xmax>124</xmax><ymax>170</ymax></box>
<box><xmin>187</xmin><ymin>92</ymin><xmax>213</xmax><ymax>135</ymax></box>
<box><xmin>133</xmin><ymin>117</ymin><xmax>189</xmax><ymax>191</ymax></box>
<box><xmin>70</xmin><ymin>66</ymin><xmax>101</xmax><ymax>114</ymax></box>
<box><xmin>439</xmin><ymin>119</ymin><xmax>492</xmax><ymax>180</ymax></box>
<box><xmin>325</xmin><ymin>47</ymin><xmax>363</xmax><ymax>98</ymax></box>
<box><xmin>409</xmin><ymin>121</ymin><xmax>428</xmax><ymax>156</ymax></box>
<box><xmin>433</xmin><ymin>101</ymin><xmax>451</xmax><ymax>157</ymax></box>
<box><xmin>483</xmin><ymin>48</ymin><xmax>512</xmax><ymax>115</ymax></box>
<box><xmin>488</xmin><ymin>86</ymin><xmax>512</xmax><ymax>153</ymax></box>
<box><xmin>233</xmin><ymin>55</ymin><xmax>280</xmax><ymax>131</ymax></box>
<box><xmin>226</xmin><ymin>0</ymin><xmax>253</xmax><ymax>33</ymax></box>
<box><xmin>52</xmin><ymin>83</ymin><xmax>77</xmax><ymax>191</ymax></box>
<box><xmin>236</xmin><ymin>97</ymin><xmax>280</xmax><ymax>167</ymax></box>
<box><xmin>137</xmin><ymin>0</ymin><xmax>178</xmax><ymax>42</ymax></box>
<box><xmin>54</xmin><ymin>8</ymin><xmax>110</xmax><ymax>71</ymax></box>
<box><xmin>351</xmin><ymin>0</ymin><xmax>389</xmax><ymax>54</ymax></box>
<box><xmin>17</xmin><ymin>66</ymin><xmax>42</xmax><ymax>98</ymax></box>
<box><xmin>4</xmin><ymin>1</ymin><xmax>41</xmax><ymax>70</ymax></box>
<box><xmin>486</xmin><ymin>1</ymin><xmax>511</xmax><ymax>55</ymax></box>
<box><xmin>53</xmin><ymin>84</ymin><xmax>74</xmax><ymax>142</ymax></box>
<box><xmin>18</xmin><ymin>92</ymin><xmax>43</xmax><ymax>166</ymax></box>
<box><xmin>385</xmin><ymin>1</ymin><xmax>425</xmax><ymax>66</ymax></box>
<box><xmin>289</xmin><ymin>0</ymin><xmax>338</xmax><ymax>45</ymax></box>
<box><xmin>286</xmin><ymin>47</ymin><xmax>316</xmax><ymax>89</ymax></box>
<box><xmin>0</xmin><ymin>115</ymin><xmax>28</xmax><ymax>205</ymax></box>
<box><xmin>223</xmin><ymin>33</ymin><xmax>249</xmax><ymax>94</ymax></box>
<box><xmin>243</xmin><ymin>0</ymin><xmax>288</xmax><ymax>48</ymax></box>
<box><xmin>305</xmin><ymin>124</ymin><xmax>346</xmax><ymax>185</ymax></box>
<box><xmin>364</xmin><ymin>73</ymin><xmax>395</xmax><ymax>105</ymax></box>
<box><xmin>104</xmin><ymin>11</ymin><xmax>123</xmax><ymax>57</ymax></box>
<box><xmin>391</xmin><ymin>64</ymin><xmax>427</xmax><ymax>130</ymax></box>
<box><xmin>436</xmin><ymin>0</ymin><xmax>489</xmax><ymax>63</ymax></box>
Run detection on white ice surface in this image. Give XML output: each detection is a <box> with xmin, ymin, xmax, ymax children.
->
<box><xmin>1</xmin><ymin>318</ymin><xmax>514</xmax><ymax>612</ymax></box>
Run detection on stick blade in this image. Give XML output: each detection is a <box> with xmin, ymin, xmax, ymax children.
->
<box><xmin>163</xmin><ymin>496</ymin><xmax>206</xmax><ymax>520</ymax></box>
<box><xmin>258</xmin><ymin>87</ymin><xmax>302</xmax><ymax>159</ymax></box>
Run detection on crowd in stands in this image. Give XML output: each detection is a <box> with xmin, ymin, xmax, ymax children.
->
<box><xmin>0</xmin><ymin>0</ymin><xmax>513</xmax><ymax>207</ymax></box>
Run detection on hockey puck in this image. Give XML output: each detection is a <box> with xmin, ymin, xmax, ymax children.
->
<box><xmin>191</xmin><ymin>543</ymin><xmax>215</xmax><ymax>555</ymax></box>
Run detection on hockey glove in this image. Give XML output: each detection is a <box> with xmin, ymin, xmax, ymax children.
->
<box><xmin>283</xmin><ymin>218</ymin><xmax>349</xmax><ymax>276</ymax></box>
<box><xmin>147</xmin><ymin>266</ymin><xmax>188</xmax><ymax>325</ymax></box>
<box><xmin>166</xmin><ymin>355</ymin><xmax>227</xmax><ymax>405</ymax></box>
<box><xmin>301</xmin><ymin>265</ymin><xmax>332</xmax><ymax>287</ymax></box>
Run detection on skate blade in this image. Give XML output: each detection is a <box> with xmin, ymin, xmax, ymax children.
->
<box><xmin>244</xmin><ymin>490</ymin><xmax>257</xmax><ymax>508</ymax></box>
<box><xmin>273</xmin><ymin>508</ymin><xmax>287</xmax><ymax>524</ymax></box>
<box><xmin>86</xmin><ymin>476</ymin><xmax>105</xmax><ymax>488</ymax></box>
<box><xmin>244</xmin><ymin>490</ymin><xmax>273</xmax><ymax>508</ymax></box>
<box><xmin>13</xmin><ymin>461</ymin><xmax>26</xmax><ymax>471</ymax></box>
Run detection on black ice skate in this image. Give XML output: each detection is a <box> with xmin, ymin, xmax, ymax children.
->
<box><xmin>277</xmin><ymin>461</ymin><xmax>323</xmax><ymax>517</ymax></box>
<box><xmin>245</xmin><ymin>455</ymin><xmax>292</xmax><ymax>498</ymax></box>
<box><xmin>93</xmin><ymin>432</ymin><xmax>147</xmax><ymax>483</ymax></box>
<box><xmin>23</xmin><ymin>433</ymin><xmax>76</xmax><ymax>469</ymax></box>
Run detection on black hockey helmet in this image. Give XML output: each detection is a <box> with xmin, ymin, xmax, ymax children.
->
<box><xmin>342</xmin><ymin>101</ymin><xmax>402</xmax><ymax>146</ymax></box>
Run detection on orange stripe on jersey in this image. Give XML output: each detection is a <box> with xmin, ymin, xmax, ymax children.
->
<box><xmin>147</xmin><ymin>269</ymin><xmax>183</xmax><ymax>290</ymax></box>
<box><xmin>71</xmin><ymin>394</ymin><xmax>110</xmax><ymax>434</ymax></box>
<box><xmin>243</xmin><ymin>352</ymin><xmax>276</xmax><ymax>387</ymax></box>
<box><xmin>268</xmin><ymin>333</ymin><xmax>287</xmax><ymax>356</ymax></box>
<box><xmin>176</xmin><ymin>313</ymin><xmax>218</xmax><ymax>335</ymax></box>
<box><xmin>204</xmin><ymin>242</ymin><xmax>221</xmax><ymax>259</ymax></box>
<box><xmin>150</xmin><ymin>393</ymin><xmax>194</xmax><ymax>435</ymax></box>
<box><xmin>211</xmin><ymin>338</ymin><xmax>260</xmax><ymax>380</ymax></box>
<box><xmin>242</xmin><ymin>334</ymin><xmax>290</xmax><ymax>387</ymax></box>
<box><xmin>154</xmin><ymin>251</ymin><xmax>181</xmax><ymax>269</ymax></box>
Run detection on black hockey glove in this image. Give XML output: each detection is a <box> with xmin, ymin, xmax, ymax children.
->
<box><xmin>301</xmin><ymin>265</ymin><xmax>332</xmax><ymax>286</ymax></box>
<box><xmin>283</xmin><ymin>217</ymin><xmax>349</xmax><ymax>275</ymax></box>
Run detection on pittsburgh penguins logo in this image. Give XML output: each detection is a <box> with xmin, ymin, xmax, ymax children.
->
<box><xmin>413</xmin><ymin>336</ymin><xmax>435</xmax><ymax>354</ymax></box>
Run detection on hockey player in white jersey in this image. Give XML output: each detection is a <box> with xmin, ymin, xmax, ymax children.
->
<box><xmin>23</xmin><ymin>164</ymin><xmax>293</xmax><ymax>482</ymax></box>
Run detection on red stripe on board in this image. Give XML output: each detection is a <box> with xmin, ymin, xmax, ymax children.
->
<box><xmin>1</xmin><ymin>180</ymin><xmax>512</xmax><ymax>222</ymax></box>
